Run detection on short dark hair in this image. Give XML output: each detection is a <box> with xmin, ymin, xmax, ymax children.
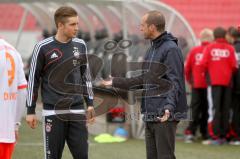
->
<box><xmin>228</xmin><ymin>27</ymin><xmax>240</xmax><ymax>39</ymax></box>
<box><xmin>146</xmin><ymin>10</ymin><xmax>165</xmax><ymax>32</ymax></box>
<box><xmin>213</xmin><ymin>27</ymin><xmax>226</xmax><ymax>39</ymax></box>
<box><xmin>54</xmin><ymin>6</ymin><xmax>78</xmax><ymax>28</ymax></box>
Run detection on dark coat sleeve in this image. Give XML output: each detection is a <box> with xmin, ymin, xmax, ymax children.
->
<box><xmin>162</xmin><ymin>47</ymin><xmax>185</xmax><ymax>112</ymax></box>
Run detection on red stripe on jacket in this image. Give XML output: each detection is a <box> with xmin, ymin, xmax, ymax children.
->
<box><xmin>18</xmin><ymin>84</ymin><xmax>27</xmax><ymax>90</ymax></box>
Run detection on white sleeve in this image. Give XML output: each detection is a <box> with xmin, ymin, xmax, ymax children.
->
<box><xmin>16</xmin><ymin>52</ymin><xmax>27</xmax><ymax>87</ymax></box>
<box><xmin>15</xmin><ymin>88</ymin><xmax>27</xmax><ymax>124</ymax></box>
<box><xmin>15</xmin><ymin>52</ymin><xmax>27</xmax><ymax>126</ymax></box>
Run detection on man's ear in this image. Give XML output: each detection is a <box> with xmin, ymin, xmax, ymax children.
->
<box><xmin>57</xmin><ymin>22</ymin><xmax>64</xmax><ymax>29</ymax></box>
<box><xmin>150</xmin><ymin>24</ymin><xmax>157</xmax><ymax>32</ymax></box>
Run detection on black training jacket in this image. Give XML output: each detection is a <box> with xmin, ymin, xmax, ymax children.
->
<box><xmin>26</xmin><ymin>37</ymin><xmax>93</xmax><ymax>114</ymax></box>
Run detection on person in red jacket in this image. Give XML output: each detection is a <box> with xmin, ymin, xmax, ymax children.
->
<box><xmin>200</xmin><ymin>27</ymin><xmax>238</xmax><ymax>145</ymax></box>
<box><xmin>184</xmin><ymin>28</ymin><xmax>213</xmax><ymax>143</ymax></box>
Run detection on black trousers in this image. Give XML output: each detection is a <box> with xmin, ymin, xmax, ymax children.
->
<box><xmin>43</xmin><ymin>115</ymin><xmax>88</xmax><ymax>159</ymax></box>
<box><xmin>231</xmin><ymin>92</ymin><xmax>240</xmax><ymax>139</ymax></box>
<box><xmin>186</xmin><ymin>88</ymin><xmax>208</xmax><ymax>138</ymax></box>
<box><xmin>145</xmin><ymin>121</ymin><xmax>178</xmax><ymax>159</ymax></box>
<box><xmin>209</xmin><ymin>86</ymin><xmax>231</xmax><ymax>139</ymax></box>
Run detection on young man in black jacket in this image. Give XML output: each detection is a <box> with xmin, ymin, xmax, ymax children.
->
<box><xmin>26</xmin><ymin>6</ymin><xmax>95</xmax><ymax>159</ymax></box>
<box><xmin>103</xmin><ymin>10</ymin><xmax>187</xmax><ymax>159</ymax></box>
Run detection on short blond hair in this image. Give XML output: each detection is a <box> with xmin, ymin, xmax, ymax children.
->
<box><xmin>200</xmin><ymin>28</ymin><xmax>213</xmax><ymax>42</ymax></box>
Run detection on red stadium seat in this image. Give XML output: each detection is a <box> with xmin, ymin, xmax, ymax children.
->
<box><xmin>0</xmin><ymin>4</ymin><xmax>37</xmax><ymax>30</ymax></box>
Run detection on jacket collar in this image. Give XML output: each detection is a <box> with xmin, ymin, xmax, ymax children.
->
<box><xmin>201</xmin><ymin>41</ymin><xmax>210</xmax><ymax>46</ymax></box>
<box><xmin>215</xmin><ymin>38</ymin><xmax>228</xmax><ymax>43</ymax></box>
<box><xmin>151</xmin><ymin>31</ymin><xmax>167</xmax><ymax>46</ymax></box>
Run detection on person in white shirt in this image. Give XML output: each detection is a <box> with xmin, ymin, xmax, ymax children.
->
<box><xmin>0</xmin><ymin>38</ymin><xmax>27</xmax><ymax>159</ymax></box>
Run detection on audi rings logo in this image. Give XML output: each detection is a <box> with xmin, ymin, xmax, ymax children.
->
<box><xmin>211</xmin><ymin>49</ymin><xmax>230</xmax><ymax>58</ymax></box>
